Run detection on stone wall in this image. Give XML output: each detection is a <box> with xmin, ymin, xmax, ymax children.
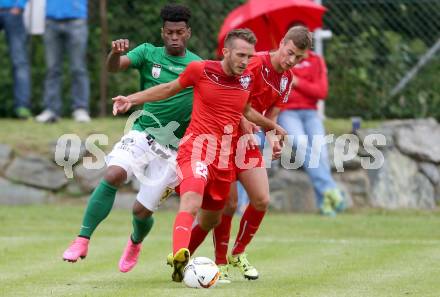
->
<box><xmin>0</xmin><ymin>119</ymin><xmax>439</xmax><ymax>211</ymax></box>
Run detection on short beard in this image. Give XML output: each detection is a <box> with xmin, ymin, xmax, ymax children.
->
<box><xmin>229</xmin><ymin>60</ymin><xmax>241</xmax><ymax>76</ymax></box>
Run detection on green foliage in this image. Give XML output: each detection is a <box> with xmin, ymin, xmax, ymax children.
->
<box><xmin>323</xmin><ymin>0</ymin><xmax>440</xmax><ymax>120</ymax></box>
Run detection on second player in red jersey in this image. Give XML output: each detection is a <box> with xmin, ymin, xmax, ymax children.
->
<box><xmin>234</xmin><ymin>50</ymin><xmax>295</xmax><ymax>172</ymax></box>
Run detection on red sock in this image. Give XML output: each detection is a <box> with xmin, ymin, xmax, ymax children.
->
<box><xmin>173</xmin><ymin>212</ymin><xmax>194</xmax><ymax>255</ymax></box>
<box><xmin>213</xmin><ymin>214</ymin><xmax>233</xmax><ymax>265</ymax></box>
<box><xmin>188</xmin><ymin>224</ymin><xmax>209</xmax><ymax>255</ymax></box>
<box><xmin>232</xmin><ymin>205</ymin><xmax>266</xmax><ymax>256</ymax></box>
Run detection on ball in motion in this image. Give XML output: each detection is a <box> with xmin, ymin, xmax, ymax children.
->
<box><xmin>183</xmin><ymin>257</ymin><xmax>220</xmax><ymax>289</ymax></box>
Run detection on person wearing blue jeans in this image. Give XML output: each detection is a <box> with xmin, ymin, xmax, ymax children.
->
<box><xmin>0</xmin><ymin>0</ymin><xmax>31</xmax><ymax>118</ymax></box>
<box><xmin>36</xmin><ymin>0</ymin><xmax>90</xmax><ymax>123</ymax></box>
<box><xmin>277</xmin><ymin>50</ymin><xmax>344</xmax><ymax>216</ymax></box>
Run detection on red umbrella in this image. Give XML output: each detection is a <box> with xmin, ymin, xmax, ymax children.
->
<box><xmin>217</xmin><ymin>0</ymin><xmax>326</xmax><ymax>56</ymax></box>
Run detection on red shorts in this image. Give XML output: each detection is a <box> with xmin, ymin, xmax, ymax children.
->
<box><xmin>234</xmin><ymin>146</ymin><xmax>265</xmax><ymax>176</ymax></box>
<box><xmin>175</xmin><ymin>160</ymin><xmax>233</xmax><ymax>211</ymax></box>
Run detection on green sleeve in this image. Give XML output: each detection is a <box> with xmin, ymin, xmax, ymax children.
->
<box><xmin>126</xmin><ymin>43</ymin><xmax>155</xmax><ymax>69</ymax></box>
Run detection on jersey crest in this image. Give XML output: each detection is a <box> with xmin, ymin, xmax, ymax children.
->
<box><xmin>280</xmin><ymin>75</ymin><xmax>289</xmax><ymax>93</ymax></box>
<box><xmin>239</xmin><ymin>75</ymin><xmax>251</xmax><ymax>89</ymax></box>
<box><xmin>152</xmin><ymin>63</ymin><xmax>162</xmax><ymax>78</ymax></box>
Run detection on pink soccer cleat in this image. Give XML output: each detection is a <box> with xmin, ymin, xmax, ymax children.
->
<box><xmin>62</xmin><ymin>237</ymin><xmax>89</xmax><ymax>262</ymax></box>
<box><xmin>119</xmin><ymin>237</ymin><xmax>142</xmax><ymax>273</ymax></box>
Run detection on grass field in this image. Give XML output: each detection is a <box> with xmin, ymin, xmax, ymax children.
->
<box><xmin>0</xmin><ymin>205</ymin><xmax>439</xmax><ymax>297</ymax></box>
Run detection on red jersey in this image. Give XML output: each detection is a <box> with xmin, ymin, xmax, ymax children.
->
<box><xmin>233</xmin><ymin>52</ymin><xmax>294</xmax><ymax>175</ymax></box>
<box><xmin>177</xmin><ymin>60</ymin><xmax>255</xmax><ymax>181</ymax></box>
<box><xmin>281</xmin><ymin>51</ymin><xmax>328</xmax><ymax>110</ymax></box>
<box><xmin>248</xmin><ymin>52</ymin><xmax>294</xmax><ymax>114</ymax></box>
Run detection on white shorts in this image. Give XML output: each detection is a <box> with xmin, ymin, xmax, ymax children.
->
<box><xmin>106</xmin><ymin>130</ymin><xmax>179</xmax><ymax>211</ymax></box>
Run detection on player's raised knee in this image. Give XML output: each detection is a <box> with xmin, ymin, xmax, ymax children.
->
<box><xmin>132</xmin><ymin>201</ymin><xmax>153</xmax><ymax>218</ymax></box>
<box><xmin>179</xmin><ymin>192</ymin><xmax>203</xmax><ymax>216</ymax></box>
<box><xmin>250</xmin><ymin>194</ymin><xmax>270</xmax><ymax>211</ymax></box>
<box><xmin>199</xmin><ymin>216</ymin><xmax>221</xmax><ymax>230</ymax></box>
<box><xmin>103</xmin><ymin>166</ymin><xmax>127</xmax><ymax>187</ymax></box>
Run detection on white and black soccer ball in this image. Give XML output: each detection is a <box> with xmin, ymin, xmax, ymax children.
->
<box><xmin>183</xmin><ymin>257</ymin><xmax>220</xmax><ymax>289</ymax></box>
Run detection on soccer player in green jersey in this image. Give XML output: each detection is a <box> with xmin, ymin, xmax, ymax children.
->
<box><xmin>62</xmin><ymin>4</ymin><xmax>201</xmax><ymax>273</ymax></box>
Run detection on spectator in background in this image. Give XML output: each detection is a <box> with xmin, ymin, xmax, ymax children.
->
<box><xmin>277</xmin><ymin>43</ymin><xmax>345</xmax><ymax>216</ymax></box>
<box><xmin>0</xmin><ymin>0</ymin><xmax>32</xmax><ymax>119</ymax></box>
<box><xmin>36</xmin><ymin>0</ymin><xmax>90</xmax><ymax>123</ymax></box>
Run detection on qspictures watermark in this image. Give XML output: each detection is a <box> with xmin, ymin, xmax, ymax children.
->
<box><xmin>54</xmin><ymin>111</ymin><xmax>386</xmax><ymax>182</ymax></box>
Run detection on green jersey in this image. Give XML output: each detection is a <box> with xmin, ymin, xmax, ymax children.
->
<box><xmin>127</xmin><ymin>43</ymin><xmax>201</xmax><ymax>149</ymax></box>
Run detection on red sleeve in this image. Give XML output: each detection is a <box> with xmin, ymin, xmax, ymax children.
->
<box><xmin>294</xmin><ymin>56</ymin><xmax>328</xmax><ymax>99</ymax></box>
<box><xmin>178</xmin><ymin>61</ymin><xmax>204</xmax><ymax>88</ymax></box>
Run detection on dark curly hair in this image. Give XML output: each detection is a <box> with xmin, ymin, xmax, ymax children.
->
<box><xmin>160</xmin><ymin>4</ymin><xmax>191</xmax><ymax>26</ymax></box>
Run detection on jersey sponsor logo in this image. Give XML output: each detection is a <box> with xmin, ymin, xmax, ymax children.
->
<box><xmin>264</xmin><ymin>66</ymin><xmax>270</xmax><ymax>77</ymax></box>
<box><xmin>168</xmin><ymin>65</ymin><xmax>184</xmax><ymax>72</ymax></box>
<box><xmin>210</xmin><ymin>73</ymin><xmax>220</xmax><ymax>82</ymax></box>
<box><xmin>195</xmin><ymin>161</ymin><xmax>208</xmax><ymax>180</ymax></box>
<box><xmin>239</xmin><ymin>75</ymin><xmax>251</xmax><ymax>89</ymax></box>
<box><xmin>152</xmin><ymin>63</ymin><xmax>162</xmax><ymax>78</ymax></box>
<box><xmin>280</xmin><ymin>75</ymin><xmax>289</xmax><ymax>93</ymax></box>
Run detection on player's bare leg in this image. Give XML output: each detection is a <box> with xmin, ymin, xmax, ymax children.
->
<box><xmin>63</xmin><ymin>166</ymin><xmax>126</xmax><ymax>262</ymax></box>
<box><xmin>229</xmin><ymin>167</ymin><xmax>269</xmax><ymax>280</ymax></box>
<box><xmin>223</xmin><ymin>182</ymin><xmax>239</xmax><ymax>216</ymax></box>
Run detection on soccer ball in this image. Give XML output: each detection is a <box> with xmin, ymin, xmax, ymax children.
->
<box><xmin>183</xmin><ymin>257</ymin><xmax>220</xmax><ymax>289</ymax></box>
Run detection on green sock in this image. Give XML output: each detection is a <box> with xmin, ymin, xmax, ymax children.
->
<box><xmin>79</xmin><ymin>180</ymin><xmax>118</xmax><ymax>238</ymax></box>
<box><xmin>131</xmin><ymin>215</ymin><xmax>154</xmax><ymax>244</ymax></box>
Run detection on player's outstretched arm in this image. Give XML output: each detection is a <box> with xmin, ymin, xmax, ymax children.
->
<box><xmin>112</xmin><ymin>79</ymin><xmax>184</xmax><ymax>115</ymax></box>
<box><xmin>243</xmin><ymin>104</ymin><xmax>286</xmax><ymax>137</ymax></box>
<box><xmin>264</xmin><ymin>106</ymin><xmax>281</xmax><ymax>124</ymax></box>
<box><xmin>239</xmin><ymin>117</ymin><xmax>259</xmax><ymax>150</ymax></box>
<box><xmin>243</xmin><ymin>105</ymin><xmax>285</xmax><ymax>159</ymax></box>
<box><xmin>263</xmin><ymin>106</ymin><xmax>283</xmax><ymax>159</ymax></box>
<box><xmin>107</xmin><ymin>39</ymin><xmax>131</xmax><ymax>72</ymax></box>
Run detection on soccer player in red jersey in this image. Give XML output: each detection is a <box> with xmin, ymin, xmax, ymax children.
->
<box><xmin>112</xmin><ymin>28</ymin><xmax>286</xmax><ymax>282</ymax></box>
<box><xmin>185</xmin><ymin>26</ymin><xmax>313</xmax><ymax>282</ymax></box>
